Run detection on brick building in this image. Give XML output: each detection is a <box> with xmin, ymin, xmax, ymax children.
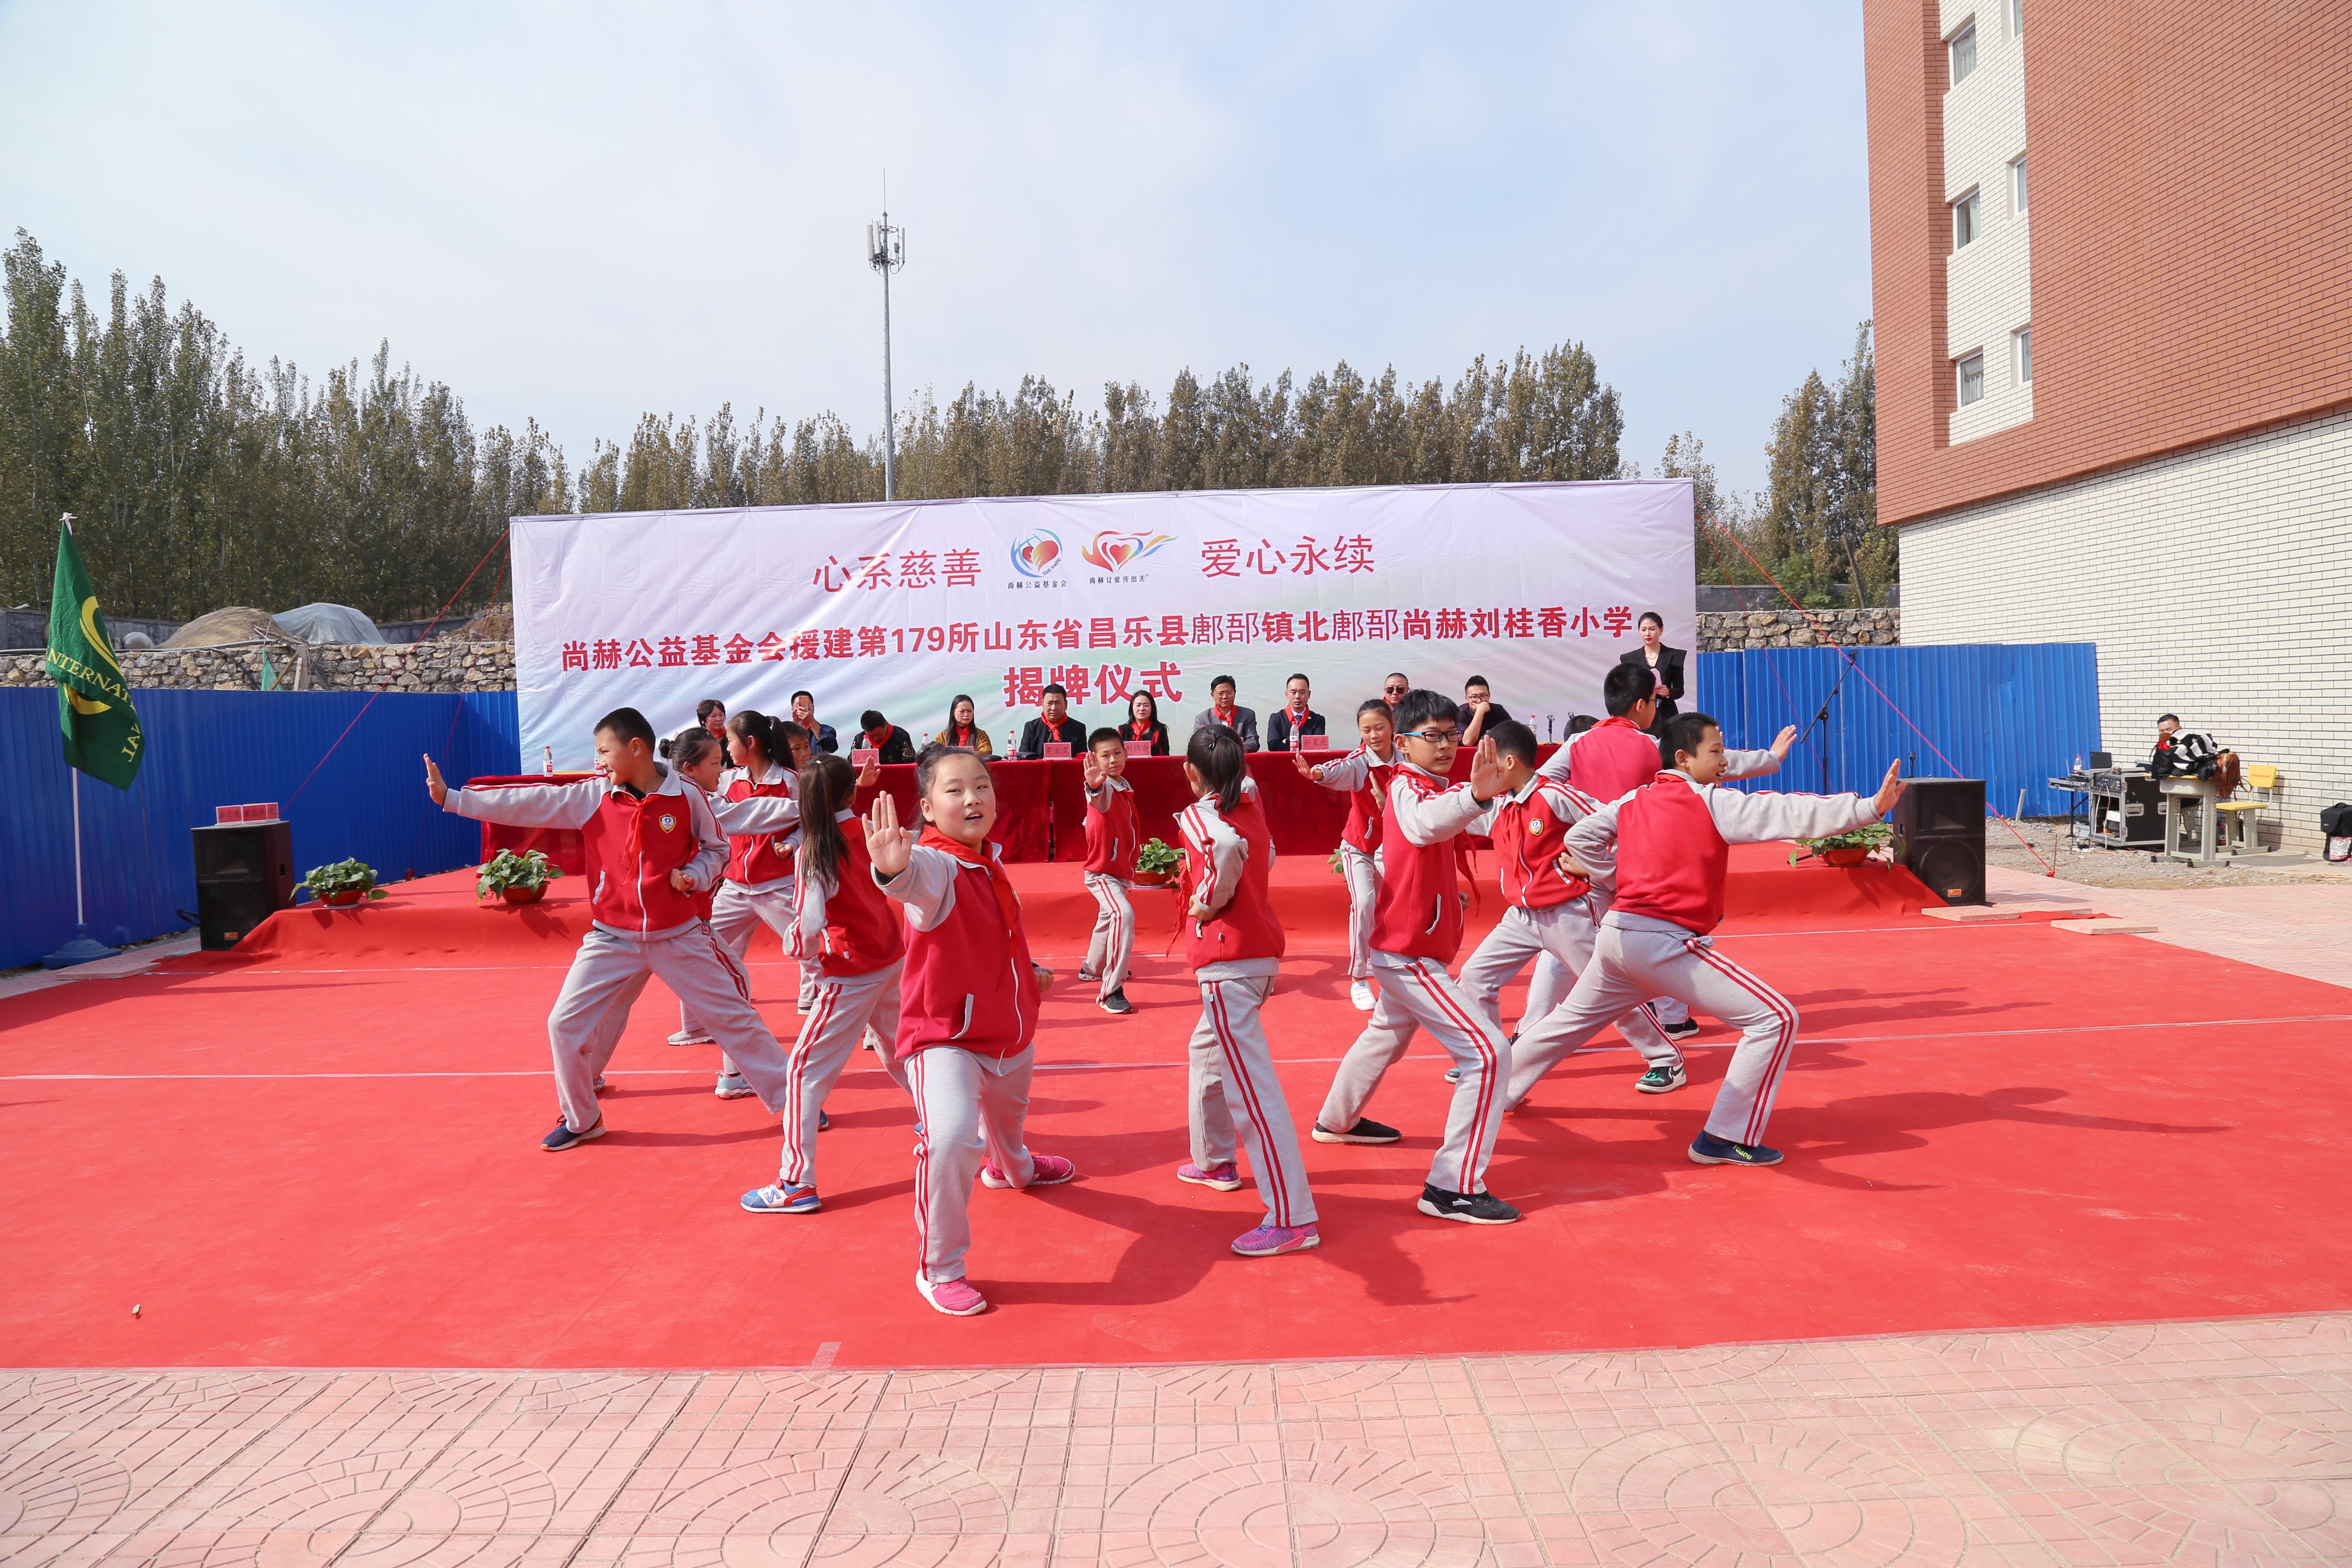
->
<box><xmin>1863</xmin><ymin>0</ymin><xmax>2350</xmax><ymax>848</ymax></box>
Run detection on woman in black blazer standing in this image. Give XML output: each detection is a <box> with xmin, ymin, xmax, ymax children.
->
<box><xmin>1617</xmin><ymin>611</ymin><xmax>1685</xmax><ymax>736</ymax></box>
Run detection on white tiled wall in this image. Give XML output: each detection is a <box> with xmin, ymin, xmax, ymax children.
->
<box><xmin>1939</xmin><ymin>0</ymin><xmax>2033</xmax><ymax>445</ymax></box>
<box><xmin>1902</xmin><ymin>407</ymin><xmax>2351</xmax><ymax>851</ymax></box>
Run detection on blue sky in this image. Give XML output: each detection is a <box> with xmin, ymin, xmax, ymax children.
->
<box><xmin>0</xmin><ymin>1</ymin><xmax>1872</xmax><ymax>498</ymax></box>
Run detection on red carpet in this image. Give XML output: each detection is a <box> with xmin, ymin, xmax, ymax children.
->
<box><xmin>3</xmin><ymin>848</ymin><xmax>2348</xmax><ymax>1369</ymax></box>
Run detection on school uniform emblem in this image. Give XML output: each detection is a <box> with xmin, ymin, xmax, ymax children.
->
<box><xmin>1528</xmin><ymin>818</ymin><xmax>1545</xmax><ymax>834</ymax></box>
<box><xmin>658</xmin><ymin>814</ymin><xmax>677</xmax><ymax>833</ymax></box>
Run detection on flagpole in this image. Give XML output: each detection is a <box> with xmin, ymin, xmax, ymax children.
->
<box><xmin>42</xmin><ymin>511</ymin><xmax>120</xmax><ymax>970</ymax></box>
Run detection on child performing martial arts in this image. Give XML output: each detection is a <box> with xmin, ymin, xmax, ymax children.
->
<box><xmin>1453</xmin><ymin>720</ymin><xmax>1688</xmax><ymax>1090</ymax></box>
<box><xmin>867</xmin><ymin>745</ymin><xmax>1075</xmax><ymax>1316</ymax></box>
<box><xmin>423</xmin><ymin>707</ymin><xmax>799</xmax><ymax>1153</ymax></box>
<box><xmin>1313</xmin><ymin>689</ymin><xmax>1521</xmax><ymax>1225</ymax></box>
<box><xmin>1292</xmin><ymin>698</ymin><xmax>1398</xmax><ymax>1012</ymax></box>
<box><xmin>1506</xmin><ymin>711</ymin><xmax>1906</xmax><ymax>1166</ymax></box>
<box><xmin>740</xmin><ymin>753</ymin><xmax>908</xmax><ymax>1215</ymax></box>
<box><xmin>1173</xmin><ymin>727</ymin><xmax>1320</xmax><ymax>1257</ymax></box>
<box><xmin>1077</xmin><ymin>727</ymin><xmax>1139</xmax><ymax>1015</ymax></box>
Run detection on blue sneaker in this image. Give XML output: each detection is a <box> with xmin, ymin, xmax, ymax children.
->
<box><xmin>1689</xmin><ymin>1131</ymin><xmax>1782</xmax><ymax>1167</ymax></box>
<box><xmin>818</xmin><ymin>1109</ymin><xmax>830</xmax><ymax>1131</ymax></box>
<box><xmin>542</xmin><ymin>1118</ymin><xmax>604</xmax><ymax>1152</ymax></box>
<box><xmin>741</xmin><ymin>1182</ymin><xmax>821</xmax><ymax>1213</ymax></box>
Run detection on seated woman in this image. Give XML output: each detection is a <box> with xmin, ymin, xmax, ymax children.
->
<box><xmin>933</xmin><ymin>693</ymin><xmax>995</xmax><ymax>755</ymax></box>
<box><xmin>1121</xmin><ymin>689</ymin><xmax>1172</xmax><ymax>756</ymax></box>
<box><xmin>857</xmin><ymin>709</ymin><xmax>919</xmax><ymax>765</ymax></box>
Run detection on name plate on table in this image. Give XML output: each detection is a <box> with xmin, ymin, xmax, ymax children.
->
<box><xmin>1042</xmin><ymin>742</ymin><xmax>1073</xmax><ymax>760</ymax></box>
<box><xmin>850</xmin><ymin>749</ymin><xmax>879</xmax><ymax>767</ymax></box>
<box><xmin>1122</xmin><ymin>740</ymin><xmax>1151</xmax><ymax>760</ymax></box>
<box><xmin>1300</xmin><ymin>734</ymin><xmax>1332</xmax><ymax>752</ymax></box>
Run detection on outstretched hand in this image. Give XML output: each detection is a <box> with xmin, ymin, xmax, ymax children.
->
<box><xmin>1872</xmin><ymin>758</ymin><xmax>1908</xmax><ymax>816</ymax></box>
<box><xmin>866</xmin><ymin>790</ymin><xmax>913</xmax><ymax>877</ymax></box>
<box><xmin>1289</xmin><ymin>747</ymin><xmax>1323</xmax><ymax>782</ymax></box>
<box><xmin>1081</xmin><ymin>751</ymin><xmax>1105</xmax><ymax>791</ymax></box>
<box><xmin>854</xmin><ymin>753</ymin><xmax>882</xmax><ymax>788</ymax></box>
<box><xmin>1467</xmin><ymin>736</ymin><xmax>1507</xmax><ymax>802</ymax></box>
<box><xmin>1770</xmin><ymin>724</ymin><xmax>1799</xmax><ymax>761</ymax></box>
<box><xmin>423</xmin><ymin>753</ymin><xmax>447</xmax><ymax>805</ymax></box>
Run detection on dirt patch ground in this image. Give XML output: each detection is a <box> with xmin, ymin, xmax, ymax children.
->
<box><xmin>1984</xmin><ymin>817</ymin><xmax>2344</xmax><ymax>889</ymax></box>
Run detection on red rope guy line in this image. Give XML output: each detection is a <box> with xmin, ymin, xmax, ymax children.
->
<box><xmin>1700</xmin><ymin>514</ymin><xmax>2058</xmax><ymax>878</ymax></box>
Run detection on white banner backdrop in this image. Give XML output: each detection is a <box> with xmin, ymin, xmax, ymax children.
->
<box><xmin>512</xmin><ymin>480</ymin><xmax>1694</xmax><ymax>769</ymax></box>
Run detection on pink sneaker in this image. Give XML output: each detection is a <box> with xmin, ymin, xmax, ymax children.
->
<box><xmin>1178</xmin><ymin>1161</ymin><xmax>1244</xmax><ymax>1191</ymax></box>
<box><xmin>981</xmin><ymin>1153</ymin><xmax>1078</xmax><ymax>1189</ymax></box>
<box><xmin>914</xmin><ymin>1273</ymin><xmax>989</xmax><ymax>1316</ymax></box>
<box><xmin>1232</xmin><ymin>1222</ymin><xmax>1319</xmax><ymax>1257</ymax></box>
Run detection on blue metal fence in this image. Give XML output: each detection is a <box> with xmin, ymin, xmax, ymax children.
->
<box><xmin>0</xmin><ymin>689</ymin><xmax>519</xmax><ymax>969</ymax></box>
<box><xmin>1692</xmin><ymin>643</ymin><xmax>2102</xmax><ymax>817</ymax></box>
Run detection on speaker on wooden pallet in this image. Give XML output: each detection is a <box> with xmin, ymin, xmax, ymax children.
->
<box><xmin>193</xmin><ymin>819</ymin><xmax>296</xmax><ymax>950</ymax></box>
<box><xmin>1893</xmin><ymin>777</ymin><xmax>1986</xmax><ymax>906</ymax></box>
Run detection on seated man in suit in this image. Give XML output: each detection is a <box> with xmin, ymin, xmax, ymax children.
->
<box><xmin>1016</xmin><ymin>683</ymin><xmax>1089</xmax><ymax>759</ymax></box>
<box><xmin>855</xmin><ymin>709</ymin><xmax>918</xmax><ymax>765</ymax></box>
<box><xmin>1192</xmin><ymin>674</ymin><xmax>1260</xmax><ymax>751</ymax></box>
<box><xmin>1264</xmin><ymin>673</ymin><xmax>1327</xmax><ymax>752</ymax></box>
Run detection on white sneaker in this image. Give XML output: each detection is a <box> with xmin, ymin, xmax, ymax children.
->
<box><xmin>715</xmin><ymin>1073</ymin><xmax>756</xmax><ymax>1099</ymax></box>
<box><xmin>1350</xmin><ymin>980</ymin><xmax>1376</xmax><ymax>1011</ymax></box>
<box><xmin>668</xmin><ymin>1028</ymin><xmax>714</xmax><ymax>1046</ymax></box>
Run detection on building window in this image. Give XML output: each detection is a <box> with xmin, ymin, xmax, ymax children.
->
<box><xmin>2014</xmin><ymin>327</ymin><xmax>2033</xmax><ymax>384</ymax></box>
<box><xmin>1958</xmin><ymin>352</ymin><xmax>1986</xmax><ymax>406</ymax></box>
<box><xmin>2011</xmin><ymin>155</ymin><xmax>2028</xmax><ymax>214</ymax></box>
<box><xmin>1953</xmin><ymin>189</ymin><xmax>1981</xmax><ymax>248</ymax></box>
<box><xmin>1949</xmin><ymin>21</ymin><xmax>1978</xmax><ymax>85</ymax></box>
<box><xmin>2010</xmin><ymin>0</ymin><xmax>2024</xmax><ymax>37</ymax></box>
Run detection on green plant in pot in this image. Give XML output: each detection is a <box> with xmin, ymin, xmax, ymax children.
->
<box><xmin>478</xmin><ymin>848</ymin><xmax>565</xmax><ymax>905</ymax></box>
<box><xmin>304</xmin><ymin>858</ymin><xmax>388</xmax><ymax>907</ymax></box>
<box><xmin>1133</xmin><ymin>838</ymin><xmax>1181</xmax><ymax>888</ymax></box>
<box><xmin>1789</xmin><ymin>822</ymin><xmax>1900</xmax><ymax>868</ymax></box>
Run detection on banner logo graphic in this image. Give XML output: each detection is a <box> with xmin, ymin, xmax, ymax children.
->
<box><xmin>1080</xmin><ymin>530</ymin><xmax>1175</xmax><ymax>572</ymax></box>
<box><xmin>1011</xmin><ymin>531</ymin><xmax>1064</xmax><ymax>578</ymax></box>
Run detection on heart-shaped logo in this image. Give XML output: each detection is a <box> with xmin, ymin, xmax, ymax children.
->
<box><xmin>1011</xmin><ymin>531</ymin><xmax>1063</xmax><ymax>577</ymax></box>
<box><xmin>1079</xmin><ymin>530</ymin><xmax>1175</xmax><ymax>572</ymax></box>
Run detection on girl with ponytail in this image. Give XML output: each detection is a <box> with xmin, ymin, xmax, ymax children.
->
<box><xmin>738</xmin><ymin>753</ymin><xmax>909</xmax><ymax>1216</ymax></box>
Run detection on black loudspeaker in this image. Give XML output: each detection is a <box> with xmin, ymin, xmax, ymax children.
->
<box><xmin>193</xmin><ymin>820</ymin><xmax>296</xmax><ymax>949</ymax></box>
<box><xmin>1893</xmin><ymin>777</ymin><xmax>1986</xmax><ymax>906</ymax></box>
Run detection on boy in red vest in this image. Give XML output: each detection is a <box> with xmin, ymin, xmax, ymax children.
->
<box><xmin>867</xmin><ymin>745</ymin><xmax>1075</xmax><ymax>1316</ymax></box>
<box><xmin>1293</xmin><ymin>698</ymin><xmax>1399</xmax><ymax>1011</ymax></box>
<box><xmin>1314</xmin><ymin>689</ymin><xmax>1519</xmax><ymax>1225</ymax></box>
<box><xmin>423</xmin><ymin>707</ymin><xmax>799</xmax><ymax>1152</ymax></box>
<box><xmin>1076</xmin><ymin>727</ymin><xmax>1140</xmax><ymax>1015</ymax></box>
<box><xmin>1174</xmin><ymin>727</ymin><xmax>1320</xmax><ymax>1256</ymax></box>
<box><xmin>1508</xmin><ymin>712</ymin><xmax>1906</xmax><ymax>1166</ymax></box>
<box><xmin>1456</xmin><ymin>720</ymin><xmax>1686</xmax><ymax>1083</ymax></box>
<box><xmin>740</xmin><ymin>753</ymin><xmax>907</xmax><ymax>1215</ymax></box>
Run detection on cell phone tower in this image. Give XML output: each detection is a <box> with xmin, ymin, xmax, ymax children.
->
<box><xmin>866</xmin><ymin>196</ymin><xmax>907</xmax><ymax>501</ymax></box>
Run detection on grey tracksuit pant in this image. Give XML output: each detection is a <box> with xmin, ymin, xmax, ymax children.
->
<box><xmin>676</xmin><ymin>879</ymin><xmax>819</xmax><ymax>1066</ymax></box>
<box><xmin>1459</xmin><ymin>900</ymin><xmax>1682</xmax><ymax>1069</ymax></box>
<box><xmin>778</xmin><ymin>962</ymin><xmax>909</xmax><ymax>1188</ymax></box>
<box><xmin>906</xmin><ymin>1045</ymin><xmax>1041</xmax><ymax>1284</ymax></box>
<box><xmin>1338</xmin><ymin>845</ymin><xmax>1379</xmax><ymax>981</ymax></box>
<box><xmin>1318</xmin><ymin>952</ymin><xmax>1511</xmax><ymax>1196</ymax></box>
<box><xmin>1189</xmin><ymin>973</ymin><xmax>1318</xmax><ymax>1229</ymax></box>
<box><xmin>1082</xmin><ymin>874</ymin><xmax>1136</xmax><ymax>998</ymax></box>
<box><xmin>1527</xmin><ymin>949</ymin><xmax>1690</xmax><ymax>1031</ymax></box>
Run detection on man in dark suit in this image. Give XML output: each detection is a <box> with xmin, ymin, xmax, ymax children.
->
<box><xmin>1617</xmin><ymin>612</ymin><xmax>1686</xmax><ymax>735</ymax></box>
<box><xmin>855</xmin><ymin>710</ymin><xmax>918</xmax><ymax>765</ymax></box>
<box><xmin>1016</xmin><ymin>683</ymin><xmax>1088</xmax><ymax>759</ymax></box>
<box><xmin>1264</xmin><ymin>673</ymin><xmax>1327</xmax><ymax>752</ymax></box>
<box><xmin>1192</xmin><ymin>674</ymin><xmax>1260</xmax><ymax>751</ymax></box>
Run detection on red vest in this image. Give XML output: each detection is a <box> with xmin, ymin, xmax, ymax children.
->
<box><xmin>1180</xmin><ymin>793</ymin><xmax>1285</xmax><ymax>968</ymax></box>
<box><xmin>1571</xmin><ymin>718</ymin><xmax>1666</xmax><ymax>802</ymax></box>
<box><xmin>582</xmin><ymin>787</ymin><xmax>706</xmax><ymax>934</ymax></box>
<box><xmin>801</xmin><ymin>820</ymin><xmax>905</xmax><ymax>977</ymax></box>
<box><xmin>894</xmin><ymin>834</ymin><xmax>1041</xmax><ymax>1062</ymax></box>
<box><xmin>1491</xmin><ymin>781</ymin><xmax>1596</xmax><ymax>908</ymax></box>
<box><xmin>1340</xmin><ymin>747</ymin><xmax>1395</xmax><ymax>854</ymax></box>
<box><xmin>1083</xmin><ymin>782</ymin><xmax>1140</xmax><ymax>878</ymax></box>
<box><xmin>723</xmin><ymin>770</ymin><xmax>797</xmax><ymax>886</ymax></box>
<box><xmin>1613</xmin><ymin>775</ymin><xmax>1731</xmax><ymax>934</ymax></box>
<box><xmin>1369</xmin><ymin>769</ymin><xmax>1470</xmax><ymax>962</ymax></box>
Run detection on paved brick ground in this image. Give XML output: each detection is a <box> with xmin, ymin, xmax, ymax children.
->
<box><xmin>7</xmin><ymin>1313</ymin><xmax>2352</xmax><ymax>1567</ymax></box>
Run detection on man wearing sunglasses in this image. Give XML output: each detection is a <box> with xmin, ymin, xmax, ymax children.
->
<box><xmin>1382</xmin><ymin>673</ymin><xmax>1410</xmax><ymax>710</ymax></box>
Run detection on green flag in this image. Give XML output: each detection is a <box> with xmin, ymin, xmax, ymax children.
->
<box><xmin>45</xmin><ymin>517</ymin><xmax>143</xmax><ymax>789</ymax></box>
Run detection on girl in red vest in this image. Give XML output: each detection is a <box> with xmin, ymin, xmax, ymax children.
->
<box><xmin>1508</xmin><ymin>713</ymin><xmax>1905</xmax><ymax>1167</ymax></box>
<box><xmin>867</xmin><ymin>745</ymin><xmax>1075</xmax><ymax>1316</ymax></box>
<box><xmin>740</xmin><ymin>754</ymin><xmax>909</xmax><ymax>1215</ymax></box>
<box><xmin>1294</xmin><ymin>698</ymin><xmax>1399</xmax><ymax>1013</ymax></box>
<box><xmin>1077</xmin><ymin>728</ymin><xmax>1141</xmax><ymax>1014</ymax></box>
<box><xmin>663</xmin><ymin>716</ymin><xmax>804</xmax><ymax>1098</ymax></box>
<box><xmin>426</xmin><ymin>707</ymin><xmax>799</xmax><ymax>1152</ymax></box>
<box><xmin>1173</xmin><ymin>727</ymin><xmax>1320</xmax><ymax>1257</ymax></box>
<box><xmin>1314</xmin><ymin>689</ymin><xmax>1521</xmax><ymax>1225</ymax></box>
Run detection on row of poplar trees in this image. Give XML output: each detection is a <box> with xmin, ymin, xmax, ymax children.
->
<box><xmin>0</xmin><ymin>229</ymin><xmax>1884</xmax><ymax>624</ymax></box>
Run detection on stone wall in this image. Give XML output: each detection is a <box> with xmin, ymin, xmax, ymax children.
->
<box><xmin>0</xmin><ymin>640</ymin><xmax>516</xmax><ymax>694</ymax></box>
<box><xmin>1695</xmin><ymin>609</ymin><xmax>1900</xmax><ymax>652</ymax></box>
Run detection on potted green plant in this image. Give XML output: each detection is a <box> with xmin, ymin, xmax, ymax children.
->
<box><xmin>1132</xmin><ymin>838</ymin><xmax>1182</xmax><ymax>888</ymax></box>
<box><xmin>303</xmin><ymin>858</ymin><xmax>388</xmax><ymax>907</ymax></box>
<box><xmin>1789</xmin><ymin>822</ymin><xmax>1899</xmax><ymax>868</ymax></box>
<box><xmin>477</xmin><ymin>848</ymin><xmax>566</xmax><ymax>905</ymax></box>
